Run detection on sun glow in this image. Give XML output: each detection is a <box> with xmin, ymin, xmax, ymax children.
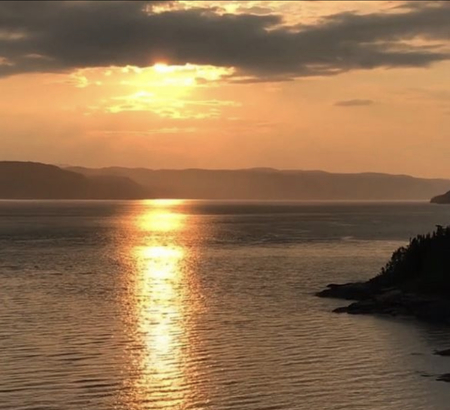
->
<box><xmin>77</xmin><ymin>63</ymin><xmax>235</xmax><ymax>117</ymax></box>
<box><xmin>153</xmin><ymin>63</ymin><xmax>177</xmax><ymax>74</ymax></box>
<box><xmin>135</xmin><ymin>241</ymin><xmax>186</xmax><ymax>400</ymax></box>
<box><xmin>73</xmin><ymin>63</ymin><xmax>233</xmax><ymax>89</ymax></box>
<box><xmin>137</xmin><ymin>208</ymin><xmax>186</xmax><ymax>233</ymax></box>
<box><xmin>127</xmin><ymin>200</ymin><xmax>194</xmax><ymax>408</ymax></box>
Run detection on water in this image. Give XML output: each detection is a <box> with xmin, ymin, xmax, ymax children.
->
<box><xmin>2</xmin><ymin>200</ymin><xmax>450</xmax><ymax>410</ymax></box>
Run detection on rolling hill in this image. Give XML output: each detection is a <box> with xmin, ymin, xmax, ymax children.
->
<box><xmin>67</xmin><ymin>166</ymin><xmax>450</xmax><ymax>200</ymax></box>
<box><xmin>0</xmin><ymin>162</ymin><xmax>148</xmax><ymax>199</ymax></box>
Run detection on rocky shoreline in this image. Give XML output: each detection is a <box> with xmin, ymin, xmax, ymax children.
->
<box><xmin>317</xmin><ymin>226</ymin><xmax>450</xmax><ymax>382</ymax></box>
<box><xmin>317</xmin><ymin>281</ymin><xmax>450</xmax><ymax>382</ymax></box>
<box><xmin>316</xmin><ymin>281</ymin><xmax>450</xmax><ymax>323</ymax></box>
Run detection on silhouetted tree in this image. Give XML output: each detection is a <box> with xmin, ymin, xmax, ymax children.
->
<box><xmin>370</xmin><ymin>225</ymin><xmax>450</xmax><ymax>294</ymax></box>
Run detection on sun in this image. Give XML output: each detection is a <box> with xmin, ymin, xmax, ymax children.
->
<box><xmin>63</xmin><ymin>63</ymin><xmax>235</xmax><ymax>117</ymax></box>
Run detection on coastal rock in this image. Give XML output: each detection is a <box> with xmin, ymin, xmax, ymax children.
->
<box><xmin>434</xmin><ymin>349</ymin><xmax>450</xmax><ymax>356</ymax></box>
<box><xmin>326</xmin><ymin>287</ymin><xmax>450</xmax><ymax>323</ymax></box>
<box><xmin>315</xmin><ymin>282</ymin><xmax>376</xmax><ymax>300</ymax></box>
<box><xmin>333</xmin><ymin>299</ymin><xmax>378</xmax><ymax>314</ymax></box>
<box><xmin>317</xmin><ymin>226</ymin><xmax>450</xmax><ymax>324</ymax></box>
<box><xmin>415</xmin><ymin>300</ymin><xmax>450</xmax><ymax>324</ymax></box>
<box><xmin>437</xmin><ymin>374</ymin><xmax>450</xmax><ymax>382</ymax></box>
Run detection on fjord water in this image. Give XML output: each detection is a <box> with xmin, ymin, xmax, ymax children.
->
<box><xmin>2</xmin><ymin>201</ymin><xmax>450</xmax><ymax>410</ymax></box>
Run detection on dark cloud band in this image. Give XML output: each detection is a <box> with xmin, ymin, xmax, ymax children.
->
<box><xmin>0</xmin><ymin>1</ymin><xmax>449</xmax><ymax>80</ymax></box>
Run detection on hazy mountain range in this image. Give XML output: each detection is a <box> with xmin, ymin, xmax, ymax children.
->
<box><xmin>1</xmin><ymin>161</ymin><xmax>449</xmax><ymax>201</ymax></box>
<box><xmin>69</xmin><ymin>165</ymin><xmax>450</xmax><ymax>201</ymax></box>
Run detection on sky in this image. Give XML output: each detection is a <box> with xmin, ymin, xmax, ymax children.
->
<box><xmin>0</xmin><ymin>1</ymin><xmax>449</xmax><ymax>177</ymax></box>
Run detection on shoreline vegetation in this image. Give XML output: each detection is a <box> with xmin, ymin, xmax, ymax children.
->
<box><xmin>317</xmin><ymin>225</ymin><xmax>450</xmax><ymax>381</ymax></box>
<box><xmin>317</xmin><ymin>225</ymin><xmax>450</xmax><ymax>322</ymax></box>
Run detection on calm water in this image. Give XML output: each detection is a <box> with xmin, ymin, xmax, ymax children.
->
<box><xmin>2</xmin><ymin>200</ymin><xmax>450</xmax><ymax>410</ymax></box>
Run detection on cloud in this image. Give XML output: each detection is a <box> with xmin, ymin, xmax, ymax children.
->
<box><xmin>335</xmin><ymin>99</ymin><xmax>375</xmax><ymax>107</ymax></box>
<box><xmin>91</xmin><ymin>127</ymin><xmax>198</xmax><ymax>135</ymax></box>
<box><xmin>91</xmin><ymin>91</ymin><xmax>240</xmax><ymax>119</ymax></box>
<box><xmin>0</xmin><ymin>1</ymin><xmax>449</xmax><ymax>81</ymax></box>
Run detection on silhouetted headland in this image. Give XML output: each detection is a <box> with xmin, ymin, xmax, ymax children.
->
<box><xmin>431</xmin><ymin>190</ymin><xmax>450</xmax><ymax>204</ymax></box>
<box><xmin>0</xmin><ymin>161</ymin><xmax>148</xmax><ymax>199</ymax></box>
<box><xmin>317</xmin><ymin>225</ymin><xmax>450</xmax><ymax>323</ymax></box>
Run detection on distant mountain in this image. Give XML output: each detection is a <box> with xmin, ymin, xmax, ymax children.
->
<box><xmin>431</xmin><ymin>191</ymin><xmax>450</xmax><ymax>204</ymax></box>
<box><xmin>0</xmin><ymin>162</ymin><xmax>148</xmax><ymax>199</ymax></box>
<box><xmin>67</xmin><ymin>166</ymin><xmax>450</xmax><ymax>200</ymax></box>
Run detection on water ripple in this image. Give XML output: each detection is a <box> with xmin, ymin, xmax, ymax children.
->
<box><xmin>1</xmin><ymin>201</ymin><xmax>450</xmax><ymax>409</ymax></box>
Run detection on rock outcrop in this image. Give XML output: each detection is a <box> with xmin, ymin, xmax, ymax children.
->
<box><xmin>317</xmin><ymin>284</ymin><xmax>450</xmax><ymax>323</ymax></box>
<box><xmin>317</xmin><ymin>226</ymin><xmax>450</xmax><ymax>324</ymax></box>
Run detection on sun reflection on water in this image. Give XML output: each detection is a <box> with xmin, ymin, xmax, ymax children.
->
<box><xmin>138</xmin><ymin>211</ymin><xmax>186</xmax><ymax>233</ymax></box>
<box><xmin>129</xmin><ymin>200</ymin><xmax>193</xmax><ymax>409</ymax></box>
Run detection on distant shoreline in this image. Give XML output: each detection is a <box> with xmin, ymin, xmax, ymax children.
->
<box><xmin>2</xmin><ymin>161</ymin><xmax>450</xmax><ymax>201</ymax></box>
<box><xmin>0</xmin><ymin>198</ymin><xmax>435</xmax><ymax>203</ymax></box>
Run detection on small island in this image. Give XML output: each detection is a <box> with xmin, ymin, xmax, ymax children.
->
<box><xmin>317</xmin><ymin>225</ymin><xmax>450</xmax><ymax>323</ymax></box>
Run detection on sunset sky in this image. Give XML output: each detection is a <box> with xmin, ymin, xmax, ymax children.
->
<box><xmin>1</xmin><ymin>1</ymin><xmax>449</xmax><ymax>177</ymax></box>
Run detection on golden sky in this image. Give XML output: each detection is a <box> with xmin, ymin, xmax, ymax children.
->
<box><xmin>0</xmin><ymin>1</ymin><xmax>449</xmax><ymax>177</ymax></box>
